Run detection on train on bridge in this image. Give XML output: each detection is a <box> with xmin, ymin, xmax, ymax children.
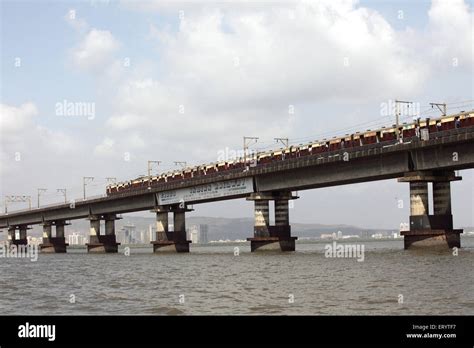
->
<box><xmin>106</xmin><ymin>111</ymin><xmax>474</xmax><ymax>196</ymax></box>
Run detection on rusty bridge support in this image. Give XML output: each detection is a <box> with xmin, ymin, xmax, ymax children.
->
<box><xmin>7</xmin><ymin>225</ymin><xmax>29</xmax><ymax>247</ymax></box>
<box><xmin>151</xmin><ymin>205</ymin><xmax>192</xmax><ymax>253</ymax></box>
<box><xmin>39</xmin><ymin>221</ymin><xmax>69</xmax><ymax>253</ymax></box>
<box><xmin>247</xmin><ymin>191</ymin><xmax>298</xmax><ymax>251</ymax></box>
<box><xmin>398</xmin><ymin>171</ymin><xmax>462</xmax><ymax>249</ymax></box>
<box><xmin>86</xmin><ymin>214</ymin><xmax>121</xmax><ymax>253</ymax></box>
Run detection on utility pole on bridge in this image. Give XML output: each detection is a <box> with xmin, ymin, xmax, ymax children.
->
<box><xmin>83</xmin><ymin>177</ymin><xmax>94</xmax><ymax>200</ymax></box>
<box><xmin>243</xmin><ymin>136</ymin><xmax>259</xmax><ymax>167</ymax></box>
<box><xmin>429</xmin><ymin>102</ymin><xmax>447</xmax><ymax>116</ymax></box>
<box><xmin>174</xmin><ymin>161</ymin><xmax>187</xmax><ymax>168</ymax></box>
<box><xmin>37</xmin><ymin>188</ymin><xmax>47</xmax><ymax>208</ymax></box>
<box><xmin>4</xmin><ymin>195</ymin><xmax>32</xmax><ymax>213</ymax></box>
<box><xmin>57</xmin><ymin>189</ymin><xmax>67</xmax><ymax>203</ymax></box>
<box><xmin>274</xmin><ymin>137</ymin><xmax>289</xmax><ymax>149</ymax></box>
<box><xmin>395</xmin><ymin>100</ymin><xmax>413</xmax><ymax>140</ymax></box>
<box><xmin>147</xmin><ymin>161</ymin><xmax>161</xmax><ymax>177</ymax></box>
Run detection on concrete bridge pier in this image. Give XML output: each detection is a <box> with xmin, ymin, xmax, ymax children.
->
<box><xmin>7</xmin><ymin>226</ymin><xmax>15</xmax><ymax>246</ymax></box>
<box><xmin>399</xmin><ymin>171</ymin><xmax>463</xmax><ymax>249</ymax></box>
<box><xmin>247</xmin><ymin>191</ymin><xmax>298</xmax><ymax>252</ymax></box>
<box><xmin>86</xmin><ymin>215</ymin><xmax>120</xmax><ymax>253</ymax></box>
<box><xmin>15</xmin><ymin>225</ymin><xmax>29</xmax><ymax>246</ymax></box>
<box><xmin>7</xmin><ymin>226</ymin><xmax>29</xmax><ymax>247</ymax></box>
<box><xmin>39</xmin><ymin>221</ymin><xmax>68</xmax><ymax>253</ymax></box>
<box><xmin>151</xmin><ymin>205</ymin><xmax>192</xmax><ymax>253</ymax></box>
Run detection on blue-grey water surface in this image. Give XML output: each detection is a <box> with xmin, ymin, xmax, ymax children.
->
<box><xmin>1</xmin><ymin>238</ymin><xmax>473</xmax><ymax>315</ymax></box>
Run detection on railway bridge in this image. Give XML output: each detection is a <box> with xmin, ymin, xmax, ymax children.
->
<box><xmin>1</xmin><ymin>124</ymin><xmax>474</xmax><ymax>253</ymax></box>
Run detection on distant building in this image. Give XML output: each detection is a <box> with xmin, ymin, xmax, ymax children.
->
<box><xmin>189</xmin><ymin>228</ymin><xmax>199</xmax><ymax>244</ymax></box>
<box><xmin>67</xmin><ymin>232</ymin><xmax>87</xmax><ymax>245</ymax></box>
<box><xmin>121</xmin><ymin>224</ymin><xmax>136</xmax><ymax>244</ymax></box>
<box><xmin>199</xmin><ymin>224</ymin><xmax>208</xmax><ymax>244</ymax></box>
<box><xmin>148</xmin><ymin>224</ymin><xmax>155</xmax><ymax>243</ymax></box>
<box><xmin>337</xmin><ymin>231</ymin><xmax>343</xmax><ymax>239</ymax></box>
<box><xmin>187</xmin><ymin>224</ymin><xmax>209</xmax><ymax>244</ymax></box>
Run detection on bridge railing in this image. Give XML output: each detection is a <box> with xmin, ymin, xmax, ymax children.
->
<box><xmin>1</xmin><ymin>194</ymin><xmax>108</xmax><ymax>215</ymax></box>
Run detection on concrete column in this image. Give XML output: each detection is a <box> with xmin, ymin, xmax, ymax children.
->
<box><xmin>151</xmin><ymin>206</ymin><xmax>192</xmax><ymax>253</ymax></box>
<box><xmin>399</xmin><ymin>171</ymin><xmax>462</xmax><ymax>250</ymax></box>
<box><xmin>105</xmin><ymin>219</ymin><xmax>115</xmax><ymax>236</ymax></box>
<box><xmin>19</xmin><ymin>226</ymin><xmax>27</xmax><ymax>240</ymax></box>
<box><xmin>7</xmin><ymin>227</ymin><xmax>15</xmax><ymax>245</ymax></box>
<box><xmin>247</xmin><ymin>192</ymin><xmax>298</xmax><ymax>252</ymax></box>
<box><xmin>156</xmin><ymin>211</ymin><xmax>169</xmax><ymax>241</ymax></box>
<box><xmin>89</xmin><ymin>218</ymin><xmax>100</xmax><ymax>238</ymax></box>
<box><xmin>40</xmin><ymin>221</ymin><xmax>68</xmax><ymax>253</ymax></box>
<box><xmin>254</xmin><ymin>200</ymin><xmax>270</xmax><ymax>237</ymax></box>
<box><xmin>156</xmin><ymin>212</ymin><xmax>169</xmax><ymax>232</ymax></box>
<box><xmin>56</xmin><ymin>223</ymin><xmax>65</xmax><ymax>238</ymax></box>
<box><xmin>87</xmin><ymin>215</ymin><xmax>120</xmax><ymax>253</ymax></box>
<box><xmin>409</xmin><ymin>182</ymin><xmax>429</xmax><ymax>216</ymax></box>
<box><xmin>433</xmin><ymin>181</ymin><xmax>452</xmax><ymax>215</ymax></box>
<box><xmin>275</xmin><ymin>199</ymin><xmax>289</xmax><ymax>226</ymax></box>
<box><xmin>174</xmin><ymin>211</ymin><xmax>186</xmax><ymax>232</ymax></box>
<box><xmin>42</xmin><ymin>223</ymin><xmax>52</xmax><ymax>239</ymax></box>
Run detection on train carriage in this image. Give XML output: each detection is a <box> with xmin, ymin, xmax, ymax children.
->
<box><xmin>426</xmin><ymin>119</ymin><xmax>438</xmax><ymax>133</ymax></box>
<box><xmin>352</xmin><ymin>133</ymin><xmax>362</xmax><ymax>147</ymax></box>
<box><xmin>341</xmin><ymin>135</ymin><xmax>352</xmax><ymax>148</ymax></box>
<box><xmin>440</xmin><ymin>116</ymin><xmax>456</xmax><ymax>130</ymax></box>
<box><xmin>380</xmin><ymin>127</ymin><xmax>396</xmax><ymax>142</ymax></box>
<box><xmin>310</xmin><ymin>142</ymin><xmax>324</xmax><ymax>154</ymax></box>
<box><xmin>459</xmin><ymin>112</ymin><xmax>473</xmax><ymax>127</ymax></box>
<box><xmin>362</xmin><ymin>131</ymin><xmax>377</xmax><ymax>145</ymax></box>
<box><xmin>257</xmin><ymin>152</ymin><xmax>272</xmax><ymax>164</ymax></box>
<box><xmin>272</xmin><ymin>150</ymin><xmax>283</xmax><ymax>161</ymax></box>
<box><xmin>401</xmin><ymin>124</ymin><xmax>416</xmax><ymax>139</ymax></box>
<box><xmin>217</xmin><ymin>162</ymin><xmax>227</xmax><ymax>172</ymax></box>
<box><xmin>299</xmin><ymin>145</ymin><xmax>310</xmax><ymax>156</ymax></box>
<box><xmin>183</xmin><ymin>168</ymin><xmax>193</xmax><ymax>179</ymax></box>
<box><xmin>205</xmin><ymin>163</ymin><xmax>217</xmax><ymax>175</ymax></box>
<box><xmin>329</xmin><ymin>138</ymin><xmax>342</xmax><ymax>151</ymax></box>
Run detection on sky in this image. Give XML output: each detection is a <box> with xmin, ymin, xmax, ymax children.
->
<box><xmin>0</xmin><ymin>0</ymin><xmax>473</xmax><ymax>229</ymax></box>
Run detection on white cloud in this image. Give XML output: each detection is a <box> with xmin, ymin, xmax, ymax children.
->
<box><xmin>64</xmin><ymin>9</ymin><xmax>89</xmax><ymax>33</ymax></box>
<box><xmin>162</xmin><ymin>4</ymin><xmax>427</xmax><ymax>107</ymax></box>
<box><xmin>0</xmin><ymin>103</ymin><xmax>76</xmax><ymax>178</ymax></box>
<box><xmin>71</xmin><ymin>29</ymin><xmax>121</xmax><ymax>71</ymax></box>
<box><xmin>98</xmin><ymin>1</ymin><xmax>433</xmax><ymax>163</ymax></box>
<box><xmin>0</xmin><ymin>102</ymin><xmax>37</xmax><ymax>134</ymax></box>
<box><xmin>428</xmin><ymin>0</ymin><xmax>473</xmax><ymax>67</ymax></box>
<box><xmin>94</xmin><ymin>137</ymin><xmax>116</xmax><ymax>157</ymax></box>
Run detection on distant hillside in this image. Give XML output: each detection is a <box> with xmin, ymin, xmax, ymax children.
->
<box><xmin>9</xmin><ymin>216</ymin><xmax>474</xmax><ymax>241</ymax></box>
<box><xmin>23</xmin><ymin>216</ymin><xmax>401</xmax><ymax>241</ymax></box>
